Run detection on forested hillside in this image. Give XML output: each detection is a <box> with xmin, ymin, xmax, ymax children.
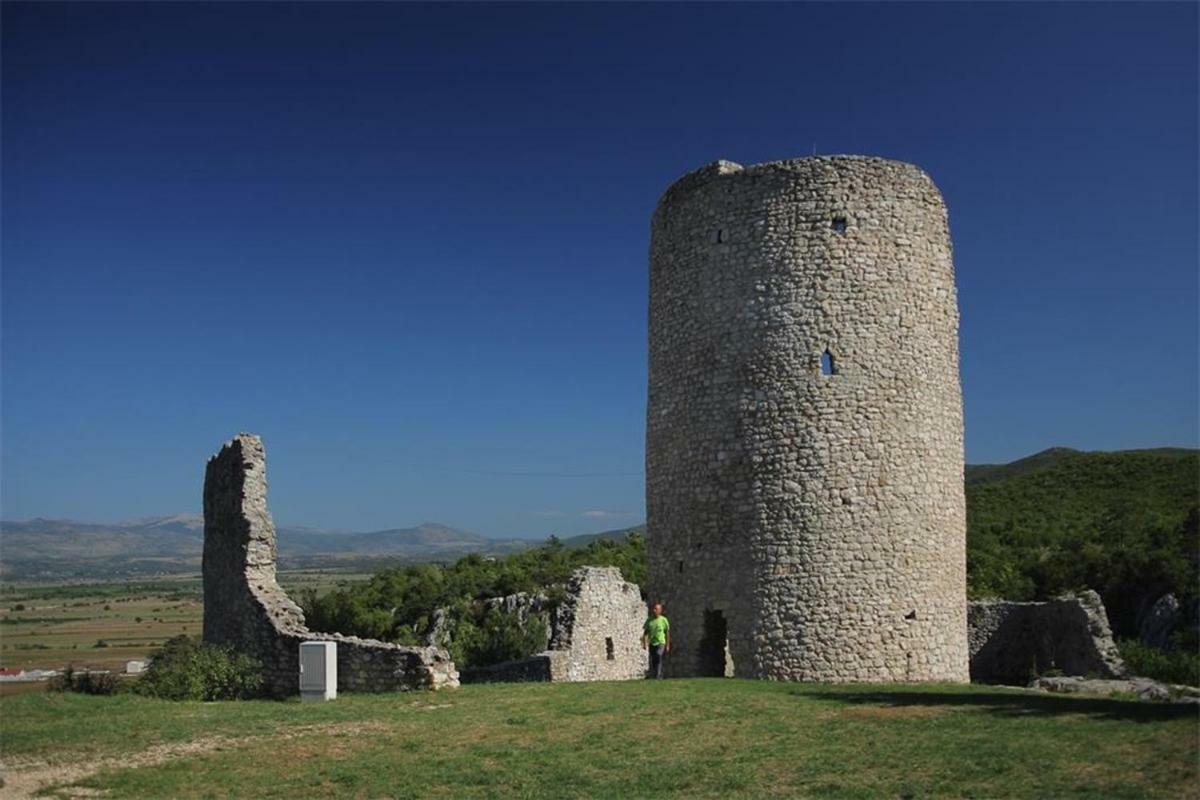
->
<box><xmin>966</xmin><ymin>448</ymin><xmax>1198</xmax><ymax>635</ymax></box>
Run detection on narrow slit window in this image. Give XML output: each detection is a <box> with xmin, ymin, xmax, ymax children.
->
<box><xmin>605</xmin><ymin>637</ymin><xmax>615</xmax><ymax>660</ymax></box>
<box><xmin>677</xmin><ymin>560</ymin><xmax>684</xmax><ymax>574</ymax></box>
<box><xmin>832</xmin><ymin>216</ymin><xmax>848</xmax><ymax>233</ymax></box>
<box><xmin>821</xmin><ymin>350</ymin><xmax>837</xmax><ymax>376</ymax></box>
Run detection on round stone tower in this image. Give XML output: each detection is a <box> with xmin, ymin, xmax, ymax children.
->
<box><xmin>646</xmin><ymin>155</ymin><xmax>968</xmax><ymax>682</ymax></box>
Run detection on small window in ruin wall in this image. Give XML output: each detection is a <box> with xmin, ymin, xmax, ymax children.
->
<box><xmin>821</xmin><ymin>350</ymin><xmax>837</xmax><ymax>376</ymax></box>
<box><xmin>605</xmin><ymin>637</ymin><xmax>615</xmax><ymax>661</ymax></box>
<box><xmin>832</xmin><ymin>216</ymin><xmax>848</xmax><ymax>233</ymax></box>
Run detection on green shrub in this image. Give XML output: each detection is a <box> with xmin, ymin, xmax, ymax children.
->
<box><xmin>451</xmin><ymin>607</ymin><xmax>548</xmax><ymax>668</ymax></box>
<box><xmin>1118</xmin><ymin>638</ymin><xmax>1200</xmax><ymax>687</ymax></box>
<box><xmin>50</xmin><ymin>665</ymin><xmax>124</xmax><ymax>695</ymax></box>
<box><xmin>134</xmin><ymin>635</ymin><xmax>263</xmax><ymax>701</ymax></box>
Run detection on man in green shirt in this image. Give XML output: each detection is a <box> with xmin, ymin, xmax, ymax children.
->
<box><xmin>643</xmin><ymin>603</ymin><xmax>670</xmax><ymax>679</ymax></box>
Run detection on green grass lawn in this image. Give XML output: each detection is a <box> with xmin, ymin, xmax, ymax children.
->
<box><xmin>3</xmin><ymin>680</ymin><xmax>1197</xmax><ymax>799</ymax></box>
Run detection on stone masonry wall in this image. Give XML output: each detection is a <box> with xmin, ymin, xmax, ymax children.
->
<box><xmin>461</xmin><ymin>566</ymin><xmax>646</xmax><ymax>683</ymax></box>
<box><xmin>202</xmin><ymin>434</ymin><xmax>458</xmax><ymax>696</ymax></box>
<box><xmin>647</xmin><ymin>156</ymin><xmax>969</xmax><ymax>682</ymax></box>
<box><xmin>551</xmin><ymin>567</ymin><xmax>647</xmax><ymax>681</ymax></box>
<box><xmin>968</xmin><ymin>591</ymin><xmax>1128</xmax><ymax>684</ymax></box>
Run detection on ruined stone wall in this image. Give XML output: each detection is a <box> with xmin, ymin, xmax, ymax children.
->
<box><xmin>551</xmin><ymin>567</ymin><xmax>647</xmax><ymax>682</ymax></box>
<box><xmin>968</xmin><ymin>591</ymin><xmax>1127</xmax><ymax>684</ymax></box>
<box><xmin>203</xmin><ymin>434</ymin><xmax>458</xmax><ymax>696</ymax></box>
<box><xmin>646</xmin><ymin>156</ymin><xmax>969</xmax><ymax>682</ymax></box>
<box><xmin>461</xmin><ymin>566</ymin><xmax>646</xmax><ymax>683</ymax></box>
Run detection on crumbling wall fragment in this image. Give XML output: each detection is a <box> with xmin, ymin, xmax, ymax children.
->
<box><xmin>202</xmin><ymin>433</ymin><xmax>458</xmax><ymax>695</ymax></box>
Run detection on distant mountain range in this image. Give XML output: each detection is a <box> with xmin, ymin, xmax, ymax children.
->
<box><xmin>0</xmin><ymin>515</ymin><xmax>537</xmax><ymax>580</ymax></box>
<box><xmin>3</xmin><ymin>447</ymin><xmax>1194</xmax><ymax>581</ymax></box>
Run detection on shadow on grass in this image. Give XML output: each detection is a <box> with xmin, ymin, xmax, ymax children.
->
<box><xmin>794</xmin><ymin>687</ymin><xmax>1199</xmax><ymax>724</ymax></box>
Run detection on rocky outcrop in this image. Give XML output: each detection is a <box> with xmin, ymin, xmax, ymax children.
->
<box><xmin>423</xmin><ymin>606</ymin><xmax>453</xmax><ymax>649</ymax></box>
<box><xmin>968</xmin><ymin>590</ymin><xmax>1127</xmax><ymax>684</ymax></box>
<box><xmin>423</xmin><ymin>593</ymin><xmax>554</xmax><ymax>651</ymax></box>
<box><xmin>1138</xmin><ymin>594</ymin><xmax>1181</xmax><ymax>650</ymax></box>
<box><xmin>484</xmin><ymin>592</ymin><xmax>555</xmax><ymax>650</ymax></box>
<box><xmin>461</xmin><ymin>566</ymin><xmax>646</xmax><ymax>683</ymax></box>
<box><xmin>203</xmin><ymin>434</ymin><xmax>458</xmax><ymax>696</ymax></box>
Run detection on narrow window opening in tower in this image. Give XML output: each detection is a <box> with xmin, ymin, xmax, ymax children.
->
<box><xmin>716</xmin><ymin>228</ymin><xmax>725</xmax><ymax>243</ymax></box>
<box><xmin>605</xmin><ymin>637</ymin><xmax>615</xmax><ymax>660</ymax></box>
<box><xmin>677</xmin><ymin>560</ymin><xmax>684</xmax><ymax>574</ymax></box>
<box><xmin>821</xmin><ymin>350</ymin><xmax>837</xmax><ymax>376</ymax></box>
<box><xmin>832</xmin><ymin>216</ymin><xmax>848</xmax><ymax>233</ymax></box>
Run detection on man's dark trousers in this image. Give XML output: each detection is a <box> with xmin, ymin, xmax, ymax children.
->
<box><xmin>649</xmin><ymin>644</ymin><xmax>666</xmax><ymax>679</ymax></box>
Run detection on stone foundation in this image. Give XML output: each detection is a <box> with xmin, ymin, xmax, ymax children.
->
<box><xmin>202</xmin><ymin>433</ymin><xmax>458</xmax><ymax>696</ymax></box>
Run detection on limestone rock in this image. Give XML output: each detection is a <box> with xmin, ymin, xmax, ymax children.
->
<box><xmin>484</xmin><ymin>592</ymin><xmax>554</xmax><ymax>651</ymax></box>
<box><xmin>423</xmin><ymin>606</ymin><xmax>452</xmax><ymax>649</ymax></box>
<box><xmin>1138</xmin><ymin>593</ymin><xmax>1181</xmax><ymax>650</ymax></box>
<box><xmin>1034</xmin><ymin>675</ymin><xmax>1199</xmax><ymax>704</ymax></box>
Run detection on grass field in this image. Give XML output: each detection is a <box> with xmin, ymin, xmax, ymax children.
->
<box><xmin>0</xmin><ymin>581</ymin><xmax>202</xmax><ymax>674</ymax></box>
<box><xmin>0</xmin><ymin>572</ymin><xmax>367</xmax><ymax>677</ymax></box>
<box><xmin>2</xmin><ymin>680</ymin><xmax>1197</xmax><ymax>799</ymax></box>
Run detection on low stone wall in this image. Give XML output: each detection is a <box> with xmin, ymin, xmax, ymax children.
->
<box><xmin>1034</xmin><ymin>675</ymin><xmax>1200</xmax><ymax>704</ymax></box>
<box><xmin>202</xmin><ymin>434</ymin><xmax>458</xmax><ymax>696</ymax></box>
<box><xmin>968</xmin><ymin>590</ymin><xmax>1127</xmax><ymax>684</ymax></box>
<box><xmin>459</xmin><ymin>652</ymin><xmax>567</xmax><ymax>684</ymax></box>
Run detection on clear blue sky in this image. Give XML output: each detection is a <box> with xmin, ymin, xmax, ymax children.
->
<box><xmin>3</xmin><ymin>2</ymin><xmax>1196</xmax><ymax>537</ymax></box>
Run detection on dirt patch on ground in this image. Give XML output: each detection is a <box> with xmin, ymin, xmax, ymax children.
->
<box><xmin>1</xmin><ymin>721</ymin><xmax>389</xmax><ymax>799</ymax></box>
